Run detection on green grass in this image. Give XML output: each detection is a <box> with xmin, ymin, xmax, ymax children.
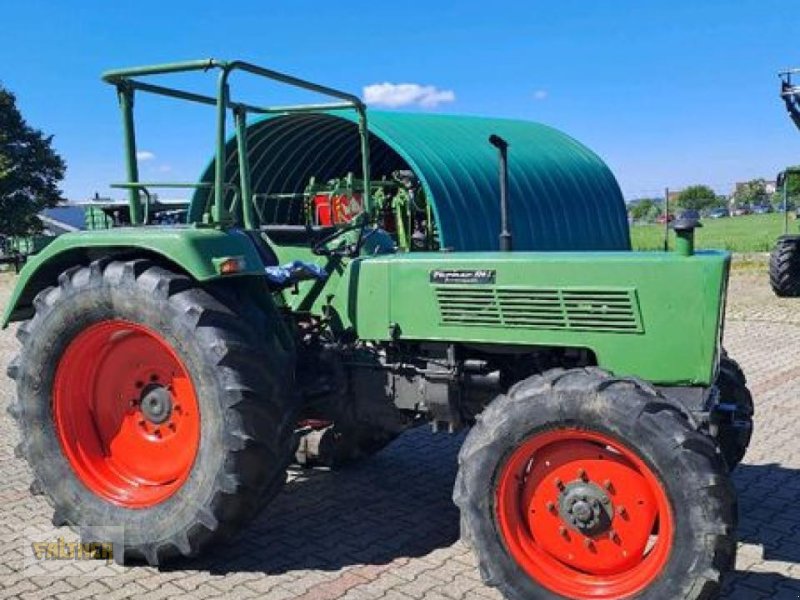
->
<box><xmin>630</xmin><ymin>213</ymin><xmax>793</xmax><ymax>252</ymax></box>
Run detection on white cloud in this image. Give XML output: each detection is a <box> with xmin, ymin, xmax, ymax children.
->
<box><xmin>157</xmin><ymin>164</ymin><xmax>172</xmax><ymax>173</ymax></box>
<box><xmin>363</xmin><ymin>82</ymin><xmax>455</xmax><ymax>109</ymax></box>
<box><xmin>533</xmin><ymin>89</ymin><xmax>548</xmax><ymax>101</ymax></box>
<box><xmin>136</xmin><ymin>151</ymin><xmax>155</xmax><ymax>161</ymax></box>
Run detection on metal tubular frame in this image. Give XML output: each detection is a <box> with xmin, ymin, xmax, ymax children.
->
<box><xmin>102</xmin><ymin>59</ymin><xmax>371</xmax><ymax>227</ymax></box>
<box><xmin>778</xmin><ymin>69</ymin><xmax>800</xmax><ymax>234</ymax></box>
<box><xmin>780</xmin><ymin>68</ymin><xmax>800</xmax><ymax>133</ymax></box>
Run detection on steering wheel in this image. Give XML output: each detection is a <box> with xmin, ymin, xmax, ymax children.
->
<box><xmin>312</xmin><ymin>221</ymin><xmax>376</xmax><ymax>257</ymax></box>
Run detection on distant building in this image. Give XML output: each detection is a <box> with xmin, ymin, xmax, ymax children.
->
<box><xmin>39</xmin><ymin>198</ymin><xmax>189</xmax><ymax>234</ymax></box>
<box><xmin>40</xmin><ymin>206</ymin><xmax>86</xmax><ymax>234</ymax></box>
<box><xmin>733</xmin><ymin>181</ymin><xmax>777</xmax><ymax>200</ymax></box>
<box><xmin>766</xmin><ymin>181</ymin><xmax>777</xmax><ymax>195</ymax></box>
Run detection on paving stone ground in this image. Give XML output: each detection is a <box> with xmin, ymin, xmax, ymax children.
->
<box><xmin>0</xmin><ymin>268</ymin><xmax>799</xmax><ymax>599</ymax></box>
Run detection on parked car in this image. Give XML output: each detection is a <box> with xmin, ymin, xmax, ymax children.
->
<box><xmin>732</xmin><ymin>206</ymin><xmax>751</xmax><ymax>216</ymax></box>
<box><xmin>655</xmin><ymin>213</ymin><xmax>674</xmax><ymax>224</ymax></box>
<box><xmin>708</xmin><ymin>207</ymin><xmax>730</xmax><ymax>218</ymax></box>
<box><xmin>678</xmin><ymin>209</ymin><xmax>701</xmax><ymax>221</ymax></box>
<box><xmin>752</xmin><ymin>204</ymin><xmax>773</xmax><ymax>214</ymax></box>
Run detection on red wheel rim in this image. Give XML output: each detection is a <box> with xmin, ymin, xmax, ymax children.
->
<box><xmin>53</xmin><ymin>320</ymin><xmax>200</xmax><ymax>508</ymax></box>
<box><xmin>496</xmin><ymin>428</ymin><xmax>674</xmax><ymax>599</ymax></box>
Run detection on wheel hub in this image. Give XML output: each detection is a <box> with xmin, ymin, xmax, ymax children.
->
<box><xmin>53</xmin><ymin>320</ymin><xmax>200</xmax><ymax>508</ymax></box>
<box><xmin>496</xmin><ymin>430</ymin><xmax>673</xmax><ymax>600</ymax></box>
<box><xmin>559</xmin><ymin>481</ymin><xmax>613</xmax><ymax>536</ymax></box>
<box><xmin>140</xmin><ymin>385</ymin><xmax>173</xmax><ymax>424</ymax></box>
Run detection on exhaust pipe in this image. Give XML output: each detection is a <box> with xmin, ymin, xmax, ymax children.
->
<box><xmin>489</xmin><ymin>134</ymin><xmax>512</xmax><ymax>251</ymax></box>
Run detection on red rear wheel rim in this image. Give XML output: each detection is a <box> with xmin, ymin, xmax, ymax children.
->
<box><xmin>53</xmin><ymin>320</ymin><xmax>200</xmax><ymax>508</ymax></box>
<box><xmin>496</xmin><ymin>428</ymin><xmax>674</xmax><ymax>599</ymax></box>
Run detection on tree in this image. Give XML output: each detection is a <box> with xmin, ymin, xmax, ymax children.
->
<box><xmin>772</xmin><ymin>167</ymin><xmax>800</xmax><ymax>210</ymax></box>
<box><xmin>675</xmin><ymin>185</ymin><xmax>718</xmax><ymax>211</ymax></box>
<box><xmin>733</xmin><ymin>179</ymin><xmax>767</xmax><ymax>208</ymax></box>
<box><xmin>629</xmin><ymin>198</ymin><xmax>662</xmax><ymax>222</ymax></box>
<box><xmin>0</xmin><ymin>84</ymin><xmax>65</xmax><ymax>236</ymax></box>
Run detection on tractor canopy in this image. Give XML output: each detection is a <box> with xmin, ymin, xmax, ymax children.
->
<box><xmin>190</xmin><ymin>111</ymin><xmax>630</xmax><ymax>252</ymax></box>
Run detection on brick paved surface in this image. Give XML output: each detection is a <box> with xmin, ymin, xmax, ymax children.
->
<box><xmin>0</xmin><ymin>269</ymin><xmax>799</xmax><ymax>599</ymax></box>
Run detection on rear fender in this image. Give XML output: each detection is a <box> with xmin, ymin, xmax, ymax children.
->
<box><xmin>2</xmin><ymin>227</ymin><xmax>265</xmax><ymax>327</ymax></box>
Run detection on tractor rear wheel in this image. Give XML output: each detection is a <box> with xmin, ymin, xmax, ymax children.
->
<box><xmin>7</xmin><ymin>259</ymin><xmax>296</xmax><ymax>564</ymax></box>
<box><xmin>770</xmin><ymin>235</ymin><xmax>800</xmax><ymax>297</ymax></box>
<box><xmin>454</xmin><ymin>368</ymin><xmax>736</xmax><ymax>600</ymax></box>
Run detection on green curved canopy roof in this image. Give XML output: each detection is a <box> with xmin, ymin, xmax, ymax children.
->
<box><xmin>191</xmin><ymin>111</ymin><xmax>630</xmax><ymax>251</ymax></box>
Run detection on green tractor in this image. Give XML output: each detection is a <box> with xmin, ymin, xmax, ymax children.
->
<box><xmin>6</xmin><ymin>59</ymin><xmax>752</xmax><ymax>600</ymax></box>
<box><xmin>770</xmin><ymin>68</ymin><xmax>800</xmax><ymax>296</ymax></box>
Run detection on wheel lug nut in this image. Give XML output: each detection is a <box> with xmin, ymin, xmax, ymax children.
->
<box><xmin>554</xmin><ymin>478</ymin><xmax>565</xmax><ymax>490</ymax></box>
<box><xmin>135</xmin><ymin>381</ymin><xmax>144</xmax><ymax>389</ymax></box>
<box><xmin>617</xmin><ymin>506</ymin><xmax>627</xmax><ymax>518</ymax></box>
<box><xmin>559</xmin><ymin>526</ymin><xmax>569</xmax><ymax>539</ymax></box>
<box><xmin>577</xmin><ymin>468</ymin><xmax>588</xmax><ymax>481</ymax></box>
<box><xmin>584</xmin><ymin>538</ymin><xmax>595</xmax><ymax>551</ymax></box>
<box><xmin>609</xmin><ymin>530</ymin><xmax>620</xmax><ymax>544</ymax></box>
<box><xmin>546</xmin><ymin>501</ymin><xmax>556</xmax><ymax>513</ymax></box>
<box><xmin>603</xmin><ymin>479</ymin><xmax>613</xmax><ymax>490</ymax></box>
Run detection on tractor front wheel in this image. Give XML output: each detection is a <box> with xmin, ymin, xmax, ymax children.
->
<box><xmin>7</xmin><ymin>259</ymin><xmax>296</xmax><ymax>564</ymax></box>
<box><xmin>454</xmin><ymin>368</ymin><xmax>736</xmax><ymax>600</ymax></box>
<box><xmin>715</xmin><ymin>354</ymin><xmax>753</xmax><ymax>470</ymax></box>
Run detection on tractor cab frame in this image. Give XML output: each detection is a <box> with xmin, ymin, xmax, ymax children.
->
<box><xmin>102</xmin><ymin>59</ymin><xmax>373</xmax><ymax>231</ymax></box>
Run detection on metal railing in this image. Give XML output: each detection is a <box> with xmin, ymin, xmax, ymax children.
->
<box><xmin>102</xmin><ymin>59</ymin><xmax>371</xmax><ymax>229</ymax></box>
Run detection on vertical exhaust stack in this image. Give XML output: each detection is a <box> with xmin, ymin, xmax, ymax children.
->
<box><xmin>671</xmin><ymin>217</ymin><xmax>701</xmax><ymax>257</ymax></box>
<box><xmin>489</xmin><ymin>134</ymin><xmax>512</xmax><ymax>251</ymax></box>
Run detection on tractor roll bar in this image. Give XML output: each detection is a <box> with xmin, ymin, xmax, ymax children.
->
<box><xmin>102</xmin><ymin>59</ymin><xmax>371</xmax><ymax>229</ymax></box>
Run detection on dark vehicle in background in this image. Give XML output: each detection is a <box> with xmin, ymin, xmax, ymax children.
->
<box><xmin>752</xmin><ymin>204</ymin><xmax>773</xmax><ymax>215</ymax></box>
<box><xmin>708</xmin><ymin>207</ymin><xmax>730</xmax><ymax>218</ymax></box>
<box><xmin>679</xmin><ymin>209</ymin><xmax>701</xmax><ymax>221</ymax></box>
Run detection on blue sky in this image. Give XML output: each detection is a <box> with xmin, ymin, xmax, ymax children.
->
<box><xmin>2</xmin><ymin>0</ymin><xmax>799</xmax><ymax>200</ymax></box>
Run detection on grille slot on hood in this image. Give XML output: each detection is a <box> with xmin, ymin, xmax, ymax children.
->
<box><xmin>435</xmin><ymin>287</ymin><xmax>642</xmax><ymax>333</ymax></box>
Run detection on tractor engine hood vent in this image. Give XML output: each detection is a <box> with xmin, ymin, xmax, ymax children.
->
<box><xmin>434</xmin><ymin>286</ymin><xmax>643</xmax><ymax>333</ymax></box>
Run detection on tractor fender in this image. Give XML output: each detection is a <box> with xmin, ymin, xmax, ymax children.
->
<box><xmin>2</xmin><ymin>227</ymin><xmax>265</xmax><ymax>327</ymax></box>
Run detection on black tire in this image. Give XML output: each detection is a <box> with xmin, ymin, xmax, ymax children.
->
<box><xmin>6</xmin><ymin>259</ymin><xmax>296</xmax><ymax>565</ymax></box>
<box><xmin>715</xmin><ymin>355</ymin><xmax>753</xmax><ymax>470</ymax></box>
<box><xmin>454</xmin><ymin>367</ymin><xmax>737</xmax><ymax>600</ymax></box>
<box><xmin>769</xmin><ymin>236</ymin><xmax>800</xmax><ymax>297</ymax></box>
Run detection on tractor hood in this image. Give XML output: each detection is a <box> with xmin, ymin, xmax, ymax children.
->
<box><xmin>330</xmin><ymin>249</ymin><xmax>731</xmax><ymax>386</ymax></box>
